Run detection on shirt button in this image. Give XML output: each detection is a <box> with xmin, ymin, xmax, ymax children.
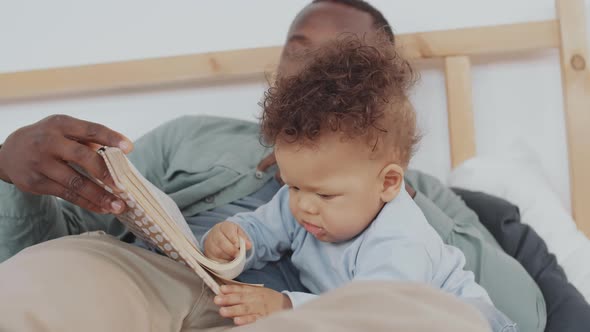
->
<box><xmin>255</xmin><ymin>170</ymin><xmax>264</xmax><ymax>179</ymax></box>
<box><xmin>204</xmin><ymin>195</ymin><xmax>215</xmax><ymax>203</ymax></box>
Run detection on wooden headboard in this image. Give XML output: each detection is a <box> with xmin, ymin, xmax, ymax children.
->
<box><xmin>0</xmin><ymin>0</ymin><xmax>588</xmax><ymax>237</ymax></box>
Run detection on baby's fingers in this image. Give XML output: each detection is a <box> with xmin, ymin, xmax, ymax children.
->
<box><xmin>217</xmin><ymin>233</ymin><xmax>241</xmax><ymax>259</ymax></box>
<box><xmin>219</xmin><ymin>285</ymin><xmax>257</xmax><ymax>295</ymax></box>
<box><xmin>220</xmin><ymin>304</ymin><xmax>258</xmax><ymax>319</ymax></box>
<box><xmin>236</xmin><ymin>227</ymin><xmax>252</xmax><ymax>250</ymax></box>
<box><xmin>205</xmin><ymin>230</ymin><xmax>236</xmax><ymax>262</ymax></box>
<box><xmin>234</xmin><ymin>314</ymin><xmax>260</xmax><ymax>326</ymax></box>
<box><xmin>214</xmin><ymin>293</ymin><xmax>247</xmax><ymax>306</ymax></box>
<box><xmin>220</xmin><ymin>222</ymin><xmax>250</xmax><ymax>251</ymax></box>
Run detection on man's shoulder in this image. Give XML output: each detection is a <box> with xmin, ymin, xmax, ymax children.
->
<box><xmin>136</xmin><ymin>115</ymin><xmax>260</xmax><ymax>145</ymax></box>
<box><xmin>163</xmin><ymin>115</ymin><xmax>258</xmax><ymax>131</ymax></box>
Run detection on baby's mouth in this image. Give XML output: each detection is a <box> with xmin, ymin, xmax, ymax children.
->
<box><xmin>302</xmin><ymin>221</ymin><xmax>325</xmax><ymax>237</ymax></box>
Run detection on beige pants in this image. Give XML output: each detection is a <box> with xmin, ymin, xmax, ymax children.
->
<box><xmin>0</xmin><ymin>232</ymin><xmax>490</xmax><ymax>332</ymax></box>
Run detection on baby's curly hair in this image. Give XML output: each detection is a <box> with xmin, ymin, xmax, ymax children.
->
<box><xmin>260</xmin><ymin>35</ymin><xmax>419</xmax><ymax>166</ymax></box>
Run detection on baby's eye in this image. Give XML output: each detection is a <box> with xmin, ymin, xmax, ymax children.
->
<box><xmin>290</xmin><ymin>186</ymin><xmax>300</xmax><ymax>191</ymax></box>
<box><xmin>317</xmin><ymin>193</ymin><xmax>334</xmax><ymax>199</ymax></box>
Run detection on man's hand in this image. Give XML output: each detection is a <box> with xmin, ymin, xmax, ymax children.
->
<box><xmin>204</xmin><ymin>221</ymin><xmax>252</xmax><ymax>263</ymax></box>
<box><xmin>214</xmin><ymin>285</ymin><xmax>292</xmax><ymax>326</ymax></box>
<box><xmin>257</xmin><ymin>152</ymin><xmax>283</xmax><ymax>185</ymax></box>
<box><xmin>0</xmin><ymin>115</ymin><xmax>133</xmax><ymax>214</ymax></box>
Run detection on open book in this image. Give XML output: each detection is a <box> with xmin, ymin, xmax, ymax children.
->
<box><xmin>92</xmin><ymin>146</ymin><xmax>250</xmax><ymax>295</ymax></box>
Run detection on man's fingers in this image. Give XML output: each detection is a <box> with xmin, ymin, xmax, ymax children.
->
<box><xmin>34</xmin><ymin>178</ymin><xmax>106</xmax><ymax>214</ymax></box>
<box><xmin>0</xmin><ymin>114</ymin><xmax>132</xmax><ymax>215</ymax></box>
<box><xmin>47</xmin><ymin>115</ymin><xmax>133</xmax><ymax>153</ymax></box>
<box><xmin>82</xmin><ymin>142</ymin><xmax>106</xmax><ymax>152</ymax></box>
<box><xmin>79</xmin><ymin>141</ymin><xmax>118</xmax><ymax>189</ymax></box>
<box><xmin>42</xmin><ymin>161</ymin><xmax>124</xmax><ymax>213</ymax></box>
<box><xmin>58</xmin><ymin>139</ymin><xmax>116</xmax><ymax>188</ymax></box>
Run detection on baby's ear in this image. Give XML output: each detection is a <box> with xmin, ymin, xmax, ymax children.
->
<box><xmin>378</xmin><ymin>163</ymin><xmax>404</xmax><ymax>202</ymax></box>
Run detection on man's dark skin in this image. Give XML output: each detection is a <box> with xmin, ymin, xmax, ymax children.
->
<box><xmin>0</xmin><ymin>1</ymin><xmax>415</xmax><ymax>222</ymax></box>
<box><xmin>0</xmin><ymin>115</ymin><xmax>132</xmax><ymax>214</ymax></box>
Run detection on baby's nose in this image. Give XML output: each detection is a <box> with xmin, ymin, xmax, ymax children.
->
<box><xmin>298</xmin><ymin>195</ymin><xmax>318</xmax><ymax>214</ymax></box>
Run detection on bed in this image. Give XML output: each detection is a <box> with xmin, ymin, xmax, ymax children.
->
<box><xmin>0</xmin><ymin>0</ymin><xmax>588</xmax><ymax>329</ymax></box>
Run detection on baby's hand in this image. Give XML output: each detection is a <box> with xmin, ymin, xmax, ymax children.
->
<box><xmin>204</xmin><ymin>221</ymin><xmax>252</xmax><ymax>262</ymax></box>
<box><xmin>215</xmin><ymin>285</ymin><xmax>292</xmax><ymax>325</ymax></box>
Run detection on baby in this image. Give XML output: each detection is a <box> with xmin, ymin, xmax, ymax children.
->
<box><xmin>204</xmin><ymin>36</ymin><xmax>511</xmax><ymax>330</ymax></box>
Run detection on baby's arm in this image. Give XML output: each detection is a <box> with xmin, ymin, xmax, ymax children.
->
<box><xmin>204</xmin><ymin>186</ymin><xmax>297</xmax><ymax>270</ymax></box>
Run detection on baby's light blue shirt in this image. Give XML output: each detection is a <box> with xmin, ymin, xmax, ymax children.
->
<box><xmin>227</xmin><ymin>185</ymin><xmax>493</xmax><ymax>308</ymax></box>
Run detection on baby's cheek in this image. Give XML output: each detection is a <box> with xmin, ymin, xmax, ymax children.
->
<box><xmin>325</xmin><ymin>210</ymin><xmax>359</xmax><ymax>239</ymax></box>
<box><xmin>288</xmin><ymin>197</ymin><xmax>298</xmax><ymax>216</ymax></box>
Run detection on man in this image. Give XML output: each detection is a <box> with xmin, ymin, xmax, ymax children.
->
<box><xmin>0</xmin><ymin>1</ymin><xmax>546</xmax><ymax>331</ymax></box>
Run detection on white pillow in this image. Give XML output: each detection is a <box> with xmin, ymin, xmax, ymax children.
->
<box><xmin>448</xmin><ymin>150</ymin><xmax>590</xmax><ymax>302</ymax></box>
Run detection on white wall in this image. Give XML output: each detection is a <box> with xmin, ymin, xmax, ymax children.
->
<box><xmin>1</xmin><ymin>0</ymin><xmax>589</xmax><ymax>211</ymax></box>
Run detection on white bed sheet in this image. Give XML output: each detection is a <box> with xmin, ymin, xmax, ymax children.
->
<box><xmin>448</xmin><ymin>140</ymin><xmax>590</xmax><ymax>301</ymax></box>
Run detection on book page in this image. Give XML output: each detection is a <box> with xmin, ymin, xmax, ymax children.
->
<box><xmin>135</xmin><ymin>171</ymin><xmax>200</xmax><ymax>247</ymax></box>
<box><xmin>95</xmin><ymin>147</ymin><xmax>252</xmax><ymax>289</ymax></box>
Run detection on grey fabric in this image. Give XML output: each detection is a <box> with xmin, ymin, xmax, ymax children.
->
<box><xmin>453</xmin><ymin>188</ymin><xmax>590</xmax><ymax>332</ymax></box>
<box><xmin>406</xmin><ymin>170</ymin><xmax>546</xmax><ymax>332</ymax></box>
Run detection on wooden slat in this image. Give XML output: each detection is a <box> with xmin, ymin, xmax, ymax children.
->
<box><xmin>557</xmin><ymin>0</ymin><xmax>590</xmax><ymax>237</ymax></box>
<box><xmin>0</xmin><ymin>20</ymin><xmax>560</xmax><ymax>102</ymax></box>
<box><xmin>399</xmin><ymin>20</ymin><xmax>559</xmax><ymax>59</ymax></box>
<box><xmin>444</xmin><ymin>56</ymin><xmax>476</xmax><ymax>168</ymax></box>
<box><xmin>0</xmin><ymin>47</ymin><xmax>283</xmax><ymax>101</ymax></box>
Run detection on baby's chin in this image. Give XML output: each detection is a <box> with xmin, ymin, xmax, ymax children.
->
<box><xmin>298</xmin><ymin>219</ymin><xmax>353</xmax><ymax>242</ymax></box>
<box><xmin>313</xmin><ymin>232</ymin><xmax>332</xmax><ymax>242</ymax></box>
<box><xmin>313</xmin><ymin>232</ymin><xmax>353</xmax><ymax>243</ymax></box>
